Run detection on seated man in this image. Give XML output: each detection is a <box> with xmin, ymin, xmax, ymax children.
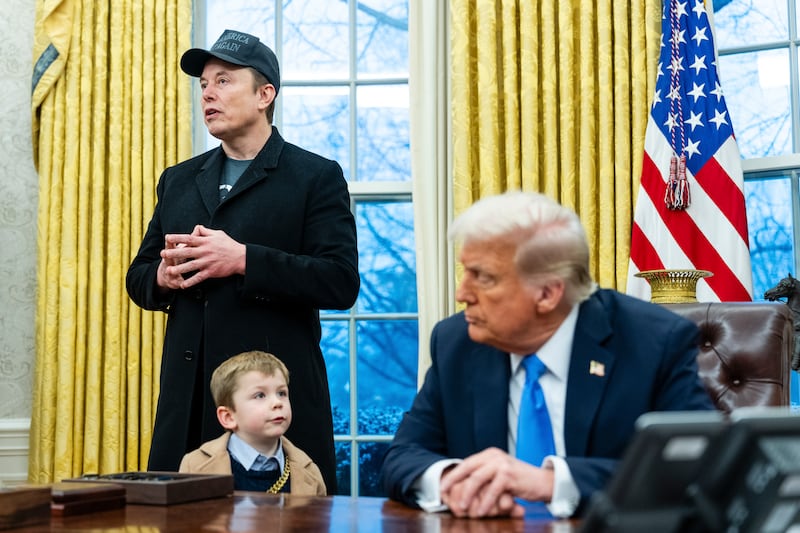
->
<box><xmin>380</xmin><ymin>191</ymin><xmax>713</xmax><ymax>519</ymax></box>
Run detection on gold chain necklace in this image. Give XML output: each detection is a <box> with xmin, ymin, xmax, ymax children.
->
<box><xmin>266</xmin><ymin>461</ymin><xmax>290</xmax><ymax>494</ymax></box>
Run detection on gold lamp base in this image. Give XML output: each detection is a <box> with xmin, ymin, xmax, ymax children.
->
<box><xmin>634</xmin><ymin>269</ymin><xmax>713</xmax><ymax>304</ymax></box>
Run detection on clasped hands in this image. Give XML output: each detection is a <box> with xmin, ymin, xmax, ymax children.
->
<box><xmin>439</xmin><ymin>447</ymin><xmax>554</xmax><ymax>519</ymax></box>
<box><xmin>157</xmin><ymin>225</ymin><xmax>246</xmax><ymax>290</ymax></box>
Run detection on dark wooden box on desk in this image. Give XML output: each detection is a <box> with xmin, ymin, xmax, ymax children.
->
<box><xmin>62</xmin><ymin>472</ymin><xmax>234</xmax><ymax>505</ymax></box>
<box><xmin>51</xmin><ymin>481</ymin><xmax>126</xmax><ymax>516</ymax></box>
<box><xmin>0</xmin><ymin>486</ymin><xmax>51</xmax><ymax>530</ymax></box>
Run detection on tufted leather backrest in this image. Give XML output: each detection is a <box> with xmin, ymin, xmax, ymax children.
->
<box><xmin>664</xmin><ymin>302</ymin><xmax>794</xmax><ymax>413</ymax></box>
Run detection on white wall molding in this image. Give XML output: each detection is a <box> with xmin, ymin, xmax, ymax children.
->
<box><xmin>0</xmin><ymin>418</ymin><xmax>30</xmax><ymax>487</ymax></box>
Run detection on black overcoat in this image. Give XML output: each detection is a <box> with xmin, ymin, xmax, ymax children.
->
<box><xmin>127</xmin><ymin>127</ymin><xmax>359</xmax><ymax>492</ymax></box>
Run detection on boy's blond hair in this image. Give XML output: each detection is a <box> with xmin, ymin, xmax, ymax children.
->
<box><xmin>210</xmin><ymin>351</ymin><xmax>290</xmax><ymax>410</ymax></box>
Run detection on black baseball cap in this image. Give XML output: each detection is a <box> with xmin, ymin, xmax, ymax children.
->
<box><xmin>180</xmin><ymin>29</ymin><xmax>280</xmax><ymax>94</ymax></box>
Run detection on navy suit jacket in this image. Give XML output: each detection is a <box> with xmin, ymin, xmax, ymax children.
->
<box><xmin>381</xmin><ymin>289</ymin><xmax>714</xmax><ymax>515</ymax></box>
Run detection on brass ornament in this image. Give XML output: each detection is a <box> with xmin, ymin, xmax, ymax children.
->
<box><xmin>634</xmin><ymin>269</ymin><xmax>713</xmax><ymax>303</ymax></box>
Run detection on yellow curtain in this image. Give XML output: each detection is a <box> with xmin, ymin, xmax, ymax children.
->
<box><xmin>451</xmin><ymin>0</ymin><xmax>661</xmax><ymax>287</ymax></box>
<box><xmin>29</xmin><ymin>0</ymin><xmax>192</xmax><ymax>482</ymax></box>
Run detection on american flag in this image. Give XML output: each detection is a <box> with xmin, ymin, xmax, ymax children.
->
<box><xmin>626</xmin><ymin>0</ymin><xmax>753</xmax><ymax>302</ymax></box>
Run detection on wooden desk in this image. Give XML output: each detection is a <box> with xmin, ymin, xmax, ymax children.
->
<box><xmin>10</xmin><ymin>492</ymin><xmax>576</xmax><ymax>532</ymax></box>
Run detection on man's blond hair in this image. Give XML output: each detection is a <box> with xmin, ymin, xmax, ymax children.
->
<box><xmin>210</xmin><ymin>351</ymin><xmax>289</xmax><ymax>410</ymax></box>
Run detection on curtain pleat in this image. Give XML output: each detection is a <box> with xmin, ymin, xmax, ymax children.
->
<box><xmin>450</xmin><ymin>0</ymin><xmax>660</xmax><ymax>288</ymax></box>
<box><xmin>29</xmin><ymin>0</ymin><xmax>192</xmax><ymax>482</ymax></box>
<box><xmin>409</xmin><ymin>0</ymin><xmax>452</xmax><ymax>382</ymax></box>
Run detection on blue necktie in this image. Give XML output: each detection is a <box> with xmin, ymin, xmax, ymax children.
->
<box><xmin>516</xmin><ymin>354</ymin><xmax>555</xmax><ymax>467</ymax></box>
<box><xmin>516</xmin><ymin>354</ymin><xmax>556</xmax><ymax>519</ymax></box>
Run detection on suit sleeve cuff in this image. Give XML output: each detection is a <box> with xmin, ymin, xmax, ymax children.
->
<box><xmin>412</xmin><ymin>458</ymin><xmax>462</xmax><ymax>512</ymax></box>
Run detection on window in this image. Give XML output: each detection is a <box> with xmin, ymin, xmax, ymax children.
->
<box><xmin>197</xmin><ymin>0</ymin><xmax>417</xmax><ymax>495</ymax></box>
<box><xmin>713</xmin><ymin>0</ymin><xmax>800</xmax><ymax>404</ymax></box>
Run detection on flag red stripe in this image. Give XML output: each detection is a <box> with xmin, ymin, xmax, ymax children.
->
<box><xmin>639</xmin><ymin>151</ymin><xmax>667</xmax><ymax>206</ymax></box>
<box><xmin>693</xmin><ymin>156</ymin><xmax>749</xmax><ymax>244</ymax></box>
<box><xmin>630</xmin><ymin>221</ymin><xmax>664</xmax><ymax>271</ymax></box>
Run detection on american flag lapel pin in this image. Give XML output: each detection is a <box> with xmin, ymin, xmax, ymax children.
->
<box><xmin>589</xmin><ymin>360</ymin><xmax>605</xmax><ymax>377</ymax></box>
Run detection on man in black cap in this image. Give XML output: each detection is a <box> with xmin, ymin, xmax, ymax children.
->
<box><xmin>127</xmin><ymin>29</ymin><xmax>359</xmax><ymax>493</ymax></box>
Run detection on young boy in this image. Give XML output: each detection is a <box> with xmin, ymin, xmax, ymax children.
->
<box><xmin>179</xmin><ymin>350</ymin><xmax>327</xmax><ymax>495</ymax></box>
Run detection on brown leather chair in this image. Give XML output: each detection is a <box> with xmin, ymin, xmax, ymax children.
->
<box><xmin>665</xmin><ymin>302</ymin><xmax>794</xmax><ymax>413</ymax></box>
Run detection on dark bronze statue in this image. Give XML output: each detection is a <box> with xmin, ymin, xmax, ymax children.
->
<box><xmin>764</xmin><ymin>274</ymin><xmax>800</xmax><ymax>370</ymax></box>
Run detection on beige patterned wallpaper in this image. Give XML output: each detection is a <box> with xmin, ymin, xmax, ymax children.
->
<box><xmin>0</xmin><ymin>1</ymin><xmax>38</xmax><ymax>418</ymax></box>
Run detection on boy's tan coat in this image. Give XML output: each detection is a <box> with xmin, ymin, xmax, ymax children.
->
<box><xmin>179</xmin><ymin>432</ymin><xmax>327</xmax><ymax>495</ymax></box>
